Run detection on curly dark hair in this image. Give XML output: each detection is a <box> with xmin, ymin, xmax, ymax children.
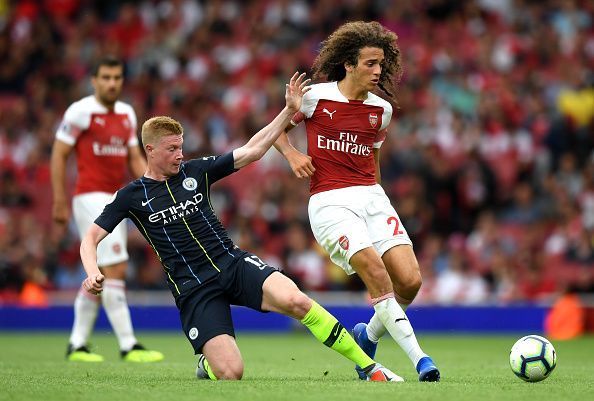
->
<box><xmin>311</xmin><ymin>21</ymin><xmax>402</xmax><ymax>99</ymax></box>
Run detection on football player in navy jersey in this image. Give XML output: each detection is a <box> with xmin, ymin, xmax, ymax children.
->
<box><xmin>79</xmin><ymin>72</ymin><xmax>403</xmax><ymax>382</ymax></box>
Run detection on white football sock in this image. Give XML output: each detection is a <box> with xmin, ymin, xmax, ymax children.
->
<box><xmin>69</xmin><ymin>288</ymin><xmax>100</xmax><ymax>349</ymax></box>
<box><xmin>373</xmin><ymin>296</ymin><xmax>427</xmax><ymax>367</ymax></box>
<box><xmin>366</xmin><ymin>302</ymin><xmax>409</xmax><ymax>342</ymax></box>
<box><xmin>102</xmin><ymin>279</ymin><xmax>137</xmax><ymax>351</ymax></box>
<box><xmin>366</xmin><ymin>313</ymin><xmax>386</xmax><ymax>343</ymax></box>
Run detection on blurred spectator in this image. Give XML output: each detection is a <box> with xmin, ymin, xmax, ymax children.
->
<box><xmin>283</xmin><ymin>221</ymin><xmax>327</xmax><ymax>291</ymax></box>
<box><xmin>432</xmin><ymin>234</ymin><xmax>489</xmax><ymax>305</ymax></box>
<box><xmin>565</xmin><ymin>228</ymin><xmax>594</xmax><ymax>265</ymax></box>
<box><xmin>0</xmin><ymin>170</ymin><xmax>32</xmax><ymax>207</ymax></box>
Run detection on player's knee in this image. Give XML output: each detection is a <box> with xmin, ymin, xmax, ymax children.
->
<box><xmin>215</xmin><ymin>361</ymin><xmax>244</xmax><ymax>380</ymax></box>
<box><xmin>285</xmin><ymin>290</ymin><xmax>312</xmax><ymax>319</ymax></box>
<box><xmin>397</xmin><ymin>271</ymin><xmax>422</xmax><ymax>299</ymax></box>
<box><xmin>408</xmin><ymin>271</ymin><xmax>423</xmax><ymax>293</ymax></box>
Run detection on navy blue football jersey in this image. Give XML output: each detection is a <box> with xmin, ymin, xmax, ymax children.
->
<box><xmin>95</xmin><ymin>152</ymin><xmax>246</xmax><ymax>299</ymax></box>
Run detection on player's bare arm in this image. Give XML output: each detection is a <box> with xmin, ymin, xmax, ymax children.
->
<box><xmin>128</xmin><ymin>145</ymin><xmax>147</xmax><ymax>178</ymax></box>
<box><xmin>80</xmin><ymin>223</ymin><xmax>109</xmax><ymax>295</ymax></box>
<box><xmin>373</xmin><ymin>148</ymin><xmax>382</xmax><ymax>184</ymax></box>
<box><xmin>274</xmin><ymin>130</ymin><xmax>316</xmax><ymax>179</ymax></box>
<box><xmin>50</xmin><ymin>139</ymin><xmax>74</xmax><ymax>225</ymax></box>
<box><xmin>233</xmin><ymin>72</ymin><xmax>310</xmax><ymax>169</ymax></box>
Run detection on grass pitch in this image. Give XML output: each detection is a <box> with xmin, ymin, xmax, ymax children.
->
<box><xmin>0</xmin><ymin>332</ymin><xmax>592</xmax><ymax>401</ymax></box>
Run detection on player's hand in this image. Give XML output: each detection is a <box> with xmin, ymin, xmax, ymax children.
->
<box><xmin>83</xmin><ymin>273</ymin><xmax>105</xmax><ymax>295</ymax></box>
<box><xmin>286</xmin><ymin>148</ymin><xmax>315</xmax><ymax>178</ymax></box>
<box><xmin>52</xmin><ymin>200</ymin><xmax>70</xmax><ymax>226</ymax></box>
<box><xmin>285</xmin><ymin>72</ymin><xmax>311</xmax><ymax>113</ymax></box>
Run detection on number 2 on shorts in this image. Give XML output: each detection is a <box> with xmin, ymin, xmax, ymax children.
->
<box><xmin>387</xmin><ymin>216</ymin><xmax>404</xmax><ymax>235</ymax></box>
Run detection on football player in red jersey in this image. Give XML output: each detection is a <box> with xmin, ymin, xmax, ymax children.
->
<box><xmin>274</xmin><ymin>21</ymin><xmax>440</xmax><ymax>382</ymax></box>
<box><xmin>51</xmin><ymin>56</ymin><xmax>163</xmax><ymax>363</ymax></box>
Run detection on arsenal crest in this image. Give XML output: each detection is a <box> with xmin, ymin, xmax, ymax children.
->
<box><xmin>369</xmin><ymin>113</ymin><xmax>378</xmax><ymax>128</ymax></box>
<box><xmin>339</xmin><ymin>235</ymin><xmax>349</xmax><ymax>250</ymax></box>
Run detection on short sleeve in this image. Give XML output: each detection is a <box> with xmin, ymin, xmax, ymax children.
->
<box><xmin>379</xmin><ymin>103</ymin><xmax>392</xmax><ymax>131</ymax></box>
<box><xmin>94</xmin><ymin>189</ymin><xmax>130</xmax><ymax>233</ymax></box>
<box><xmin>126</xmin><ymin>106</ymin><xmax>139</xmax><ymax>147</ymax></box>
<box><xmin>299</xmin><ymin>87</ymin><xmax>318</xmax><ymax>118</ymax></box>
<box><xmin>290</xmin><ymin>111</ymin><xmax>305</xmax><ymax>126</ymax></box>
<box><xmin>55</xmin><ymin>103</ymin><xmax>90</xmax><ymax>145</ymax></box>
<box><xmin>184</xmin><ymin>152</ymin><xmax>237</xmax><ymax>184</ymax></box>
<box><xmin>373</xmin><ymin>129</ymin><xmax>388</xmax><ymax>149</ymax></box>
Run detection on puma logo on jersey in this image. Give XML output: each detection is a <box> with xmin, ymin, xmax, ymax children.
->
<box><xmin>142</xmin><ymin>197</ymin><xmax>156</xmax><ymax>207</ymax></box>
<box><xmin>94</xmin><ymin>117</ymin><xmax>105</xmax><ymax>126</ymax></box>
<box><xmin>322</xmin><ymin>108</ymin><xmax>336</xmax><ymax>119</ymax></box>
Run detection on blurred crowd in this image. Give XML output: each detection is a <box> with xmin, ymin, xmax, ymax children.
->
<box><xmin>1</xmin><ymin>0</ymin><xmax>593</xmax><ymax>306</ymax></box>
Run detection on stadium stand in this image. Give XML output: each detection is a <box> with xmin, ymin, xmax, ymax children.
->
<box><xmin>0</xmin><ymin>0</ymin><xmax>593</xmax><ymax>308</ymax></box>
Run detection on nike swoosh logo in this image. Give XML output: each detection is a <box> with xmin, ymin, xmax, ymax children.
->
<box><xmin>323</xmin><ymin>322</ymin><xmax>344</xmax><ymax>347</ymax></box>
<box><xmin>332</xmin><ymin>325</ymin><xmax>341</xmax><ymax>337</ymax></box>
<box><xmin>142</xmin><ymin>197</ymin><xmax>155</xmax><ymax>206</ymax></box>
<box><xmin>395</xmin><ymin>317</ymin><xmax>408</xmax><ymax>323</ymax></box>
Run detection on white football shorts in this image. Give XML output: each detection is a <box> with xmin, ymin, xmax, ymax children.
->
<box><xmin>72</xmin><ymin>192</ymin><xmax>128</xmax><ymax>267</ymax></box>
<box><xmin>308</xmin><ymin>184</ymin><xmax>413</xmax><ymax>275</ymax></box>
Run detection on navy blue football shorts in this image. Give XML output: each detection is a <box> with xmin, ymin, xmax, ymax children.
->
<box><xmin>178</xmin><ymin>252</ymin><xmax>279</xmax><ymax>353</ymax></box>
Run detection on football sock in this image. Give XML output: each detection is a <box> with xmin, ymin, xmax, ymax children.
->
<box><xmin>102</xmin><ymin>279</ymin><xmax>137</xmax><ymax>351</ymax></box>
<box><xmin>301</xmin><ymin>301</ymin><xmax>375</xmax><ymax>371</ymax></box>
<box><xmin>366</xmin><ymin>312</ymin><xmax>386</xmax><ymax>343</ymax></box>
<box><xmin>373</xmin><ymin>296</ymin><xmax>426</xmax><ymax>367</ymax></box>
<box><xmin>69</xmin><ymin>287</ymin><xmax>100</xmax><ymax>349</ymax></box>
<box><xmin>366</xmin><ymin>299</ymin><xmax>409</xmax><ymax>342</ymax></box>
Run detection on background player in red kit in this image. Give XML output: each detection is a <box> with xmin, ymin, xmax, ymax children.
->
<box><xmin>274</xmin><ymin>21</ymin><xmax>440</xmax><ymax>381</ymax></box>
<box><xmin>51</xmin><ymin>56</ymin><xmax>163</xmax><ymax>363</ymax></box>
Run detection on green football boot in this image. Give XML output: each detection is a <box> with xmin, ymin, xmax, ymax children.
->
<box><xmin>66</xmin><ymin>344</ymin><xmax>104</xmax><ymax>362</ymax></box>
<box><xmin>121</xmin><ymin>344</ymin><xmax>164</xmax><ymax>363</ymax></box>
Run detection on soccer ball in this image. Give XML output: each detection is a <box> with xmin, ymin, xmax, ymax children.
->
<box><xmin>509</xmin><ymin>335</ymin><xmax>557</xmax><ymax>382</ymax></box>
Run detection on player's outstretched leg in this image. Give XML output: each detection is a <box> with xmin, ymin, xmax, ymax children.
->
<box><xmin>352</xmin><ymin>322</ymin><xmax>378</xmax><ymax>379</ymax></box>
<box><xmin>300</xmin><ymin>301</ymin><xmax>403</xmax><ymax>382</ymax></box>
<box><xmin>262</xmin><ymin>272</ymin><xmax>404</xmax><ymax>382</ymax></box>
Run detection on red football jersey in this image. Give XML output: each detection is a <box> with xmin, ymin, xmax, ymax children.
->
<box><xmin>56</xmin><ymin>96</ymin><xmax>138</xmax><ymax>195</ymax></box>
<box><xmin>292</xmin><ymin>82</ymin><xmax>392</xmax><ymax>195</ymax></box>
